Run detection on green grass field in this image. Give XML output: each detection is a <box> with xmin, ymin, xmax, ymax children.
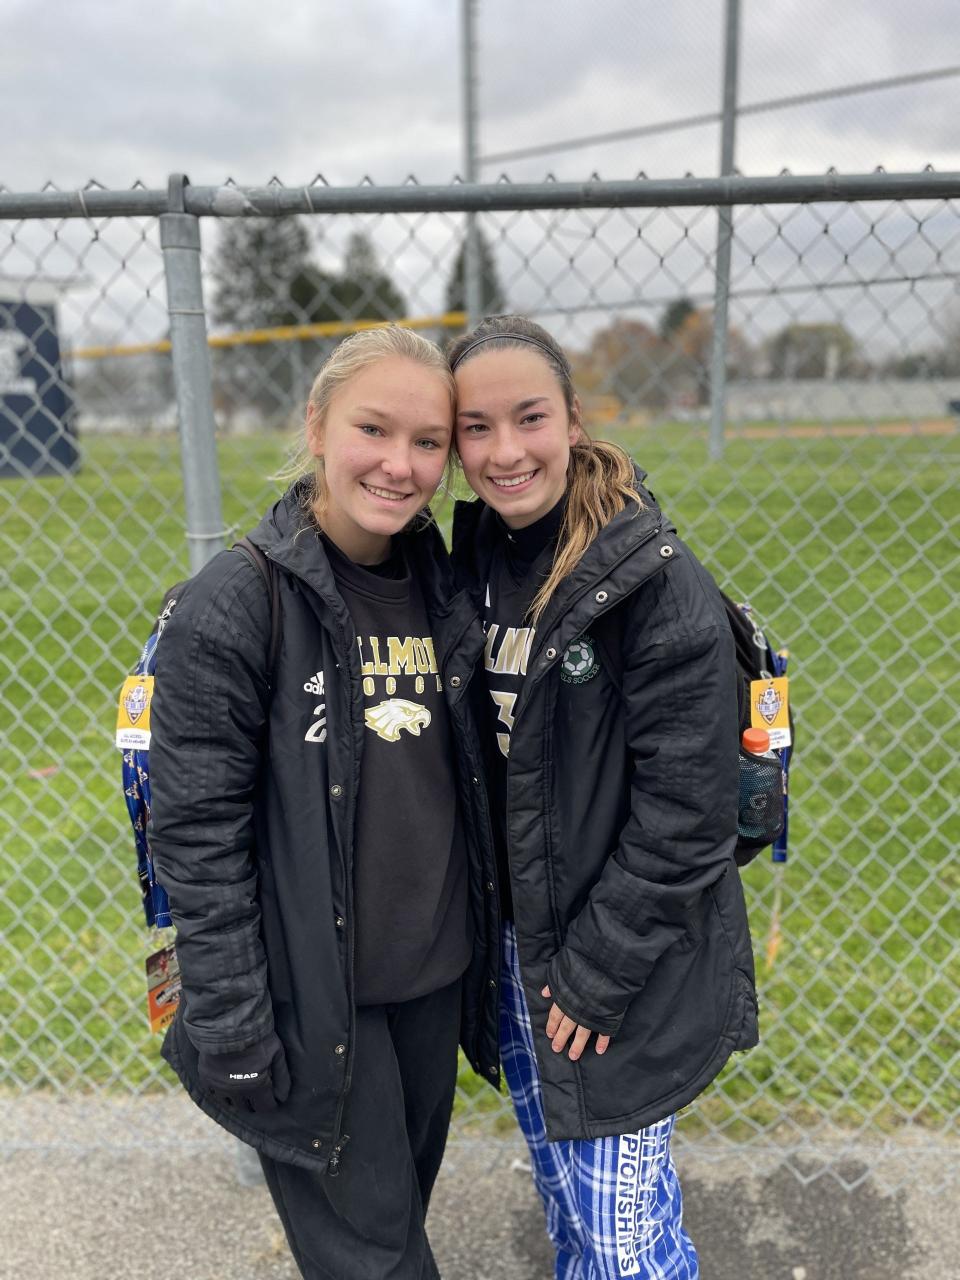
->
<box><xmin>1</xmin><ymin>424</ymin><xmax>957</xmax><ymax>1138</ymax></box>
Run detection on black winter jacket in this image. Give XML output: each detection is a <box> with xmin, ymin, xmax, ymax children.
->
<box><xmin>452</xmin><ymin>476</ymin><xmax>759</xmax><ymax>1141</ymax></box>
<box><xmin>149</xmin><ymin>488</ymin><xmax>501</xmax><ymax>1171</ymax></box>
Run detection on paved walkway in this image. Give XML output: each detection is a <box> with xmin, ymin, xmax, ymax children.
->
<box><xmin>1</xmin><ymin>1099</ymin><xmax>955</xmax><ymax>1279</ymax></box>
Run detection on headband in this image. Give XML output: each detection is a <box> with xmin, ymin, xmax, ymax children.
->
<box><xmin>450</xmin><ymin>332</ymin><xmax>569</xmax><ymax>373</ymax></box>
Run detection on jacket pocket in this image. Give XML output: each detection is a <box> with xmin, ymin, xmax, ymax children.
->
<box><xmin>707</xmin><ymin>865</ymin><xmax>756</xmax><ymax>979</ymax></box>
<box><xmin>731</xmin><ymin>968</ymin><xmax>760</xmax><ymax>1050</ymax></box>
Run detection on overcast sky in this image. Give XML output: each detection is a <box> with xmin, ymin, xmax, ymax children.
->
<box><xmin>2</xmin><ymin>0</ymin><xmax>956</xmax><ymax>359</ymax></box>
<box><xmin>2</xmin><ymin>0</ymin><xmax>958</xmax><ymax>191</ymax></box>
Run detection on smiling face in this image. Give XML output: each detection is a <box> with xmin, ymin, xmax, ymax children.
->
<box><xmin>307</xmin><ymin>355</ymin><xmax>453</xmax><ymax>563</ymax></box>
<box><xmin>454</xmin><ymin>346</ymin><xmax>581</xmax><ymax>528</ymax></box>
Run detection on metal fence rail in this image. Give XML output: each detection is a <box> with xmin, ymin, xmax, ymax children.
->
<box><xmin>0</xmin><ymin>171</ymin><xmax>957</xmax><ymax>1191</ymax></box>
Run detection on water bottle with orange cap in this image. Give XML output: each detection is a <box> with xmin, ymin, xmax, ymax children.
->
<box><xmin>737</xmin><ymin>725</ymin><xmax>785</xmax><ymax>855</ymax></box>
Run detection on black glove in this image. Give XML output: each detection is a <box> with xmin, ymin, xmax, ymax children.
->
<box><xmin>197</xmin><ymin>1031</ymin><xmax>291</xmax><ymax>1113</ymax></box>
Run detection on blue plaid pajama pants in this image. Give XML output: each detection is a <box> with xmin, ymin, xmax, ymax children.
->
<box><xmin>500</xmin><ymin>924</ymin><xmax>699</xmax><ymax>1280</ymax></box>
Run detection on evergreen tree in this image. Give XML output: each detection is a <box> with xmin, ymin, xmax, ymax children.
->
<box><xmin>211</xmin><ymin>216</ymin><xmax>334</xmax><ymax>330</ymax></box>
<box><xmin>209</xmin><ymin>220</ymin><xmax>408</xmax><ymax>425</ymax></box>
<box><xmin>210</xmin><ymin>217</ymin><xmax>335</xmax><ymax>421</ymax></box>
<box><xmin>327</xmin><ymin>232</ymin><xmax>406</xmax><ymax>321</ymax></box>
<box><xmin>445</xmin><ymin>228</ymin><xmax>506</xmax><ymax>317</ymax></box>
<box><xmin>659</xmin><ymin>297</ymin><xmax>696</xmax><ymax>340</ymax></box>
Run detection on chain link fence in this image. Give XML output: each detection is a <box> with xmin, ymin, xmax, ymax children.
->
<box><xmin>0</xmin><ymin>172</ymin><xmax>957</xmax><ymax>1191</ymax></box>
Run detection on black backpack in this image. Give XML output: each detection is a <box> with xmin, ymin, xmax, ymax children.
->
<box><xmin>118</xmin><ymin>538</ymin><xmax>280</xmax><ymax>928</ymax></box>
<box><xmin>592</xmin><ymin>590</ymin><xmax>792</xmax><ymax>869</ymax></box>
<box><xmin>721</xmin><ymin>595</ymin><xmax>792</xmax><ymax>867</ymax></box>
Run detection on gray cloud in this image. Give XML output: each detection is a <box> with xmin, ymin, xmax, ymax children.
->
<box><xmin>2</xmin><ymin>0</ymin><xmax>462</xmax><ymax>188</ymax></box>
<box><xmin>2</xmin><ymin>0</ymin><xmax>955</xmax><ymax>359</ymax></box>
<box><xmin>2</xmin><ymin>0</ymin><xmax>957</xmax><ymax>193</ymax></box>
<box><xmin>475</xmin><ymin>0</ymin><xmax>959</xmax><ymax>178</ymax></box>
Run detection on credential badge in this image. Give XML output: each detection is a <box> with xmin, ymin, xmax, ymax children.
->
<box><xmin>124</xmin><ymin>682</ymin><xmax>149</xmax><ymax>725</ymax></box>
<box><xmin>756</xmin><ymin>683</ymin><xmax>783</xmax><ymax>725</ymax></box>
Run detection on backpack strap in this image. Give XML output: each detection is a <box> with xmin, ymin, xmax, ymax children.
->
<box><xmin>232</xmin><ymin>537</ymin><xmax>281</xmax><ymax>675</ymax></box>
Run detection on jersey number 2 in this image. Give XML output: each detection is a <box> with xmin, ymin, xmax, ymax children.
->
<box><xmin>305</xmin><ymin>705</ymin><xmax>327</xmax><ymax>743</ymax></box>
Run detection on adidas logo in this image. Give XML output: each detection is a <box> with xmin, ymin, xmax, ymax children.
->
<box><xmin>303</xmin><ymin>670</ymin><xmax>324</xmax><ymax>696</ymax></box>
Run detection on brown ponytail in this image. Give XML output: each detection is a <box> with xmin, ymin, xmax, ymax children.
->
<box><xmin>530</xmin><ymin>435</ymin><xmax>640</xmax><ymax>624</ymax></box>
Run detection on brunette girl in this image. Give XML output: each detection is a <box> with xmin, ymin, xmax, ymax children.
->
<box><xmin>449</xmin><ymin>316</ymin><xmax>758</xmax><ymax>1280</ymax></box>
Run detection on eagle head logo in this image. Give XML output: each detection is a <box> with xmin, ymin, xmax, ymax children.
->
<box><xmin>364</xmin><ymin>699</ymin><xmax>432</xmax><ymax>743</ymax></box>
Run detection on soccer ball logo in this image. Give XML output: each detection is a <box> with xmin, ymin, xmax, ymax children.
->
<box><xmin>561</xmin><ymin>636</ymin><xmax>599</xmax><ymax>684</ymax></box>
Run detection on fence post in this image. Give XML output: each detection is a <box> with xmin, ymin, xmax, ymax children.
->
<box><xmin>160</xmin><ymin>174</ymin><xmax>225</xmax><ymax>574</ymax></box>
<box><xmin>162</xmin><ymin>177</ymin><xmax>259</xmax><ymax>1186</ymax></box>
<box><xmin>461</xmin><ymin>0</ymin><xmax>483</xmax><ymax>328</ymax></box>
<box><xmin>708</xmin><ymin>0</ymin><xmax>741</xmax><ymax>462</ymax></box>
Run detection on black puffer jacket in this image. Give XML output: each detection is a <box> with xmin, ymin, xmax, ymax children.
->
<box><xmin>149</xmin><ymin>488</ymin><xmax>501</xmax><ymax>1171</ymax></box>
<box><xmin>452</xmin><ymin>475</ymin><xmax>759</xmax><ymax>1142</ymax></box>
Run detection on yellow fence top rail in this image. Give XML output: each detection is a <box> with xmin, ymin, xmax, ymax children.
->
<box><xmin>68</xmin><ymin>312</ymin><xmax>468</xmax><ymax>361</ymax></box>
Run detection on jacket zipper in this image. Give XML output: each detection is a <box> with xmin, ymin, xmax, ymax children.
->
<box><xmin>443</xmin><ymin>645</ymin><xmax>503</xmax><ymax>1070</ymax></box>
<box><xmin>327</xmin><ymin>1131</ymin><xmax>351</xmax><ymax>1177</ymax></box>
<box><xmin>539</xmin><ymin>700</ymin><xmax>564</xmax><ymax>948</ymax></box>
<box><xmin>505</xmin><ymin>520</ymin><xmax>668</xmax><ymax>950</ymax></box>
<box><xmin>327</xmin><ymin>616</ymin><xmax>360</xmax><ymax>1174</ymax></box>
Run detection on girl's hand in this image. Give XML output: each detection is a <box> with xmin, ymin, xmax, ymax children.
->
<box><xmin>541</xmin><ymin>985</ymin><xmax>611</xmax><ymax>1061</ymax></box>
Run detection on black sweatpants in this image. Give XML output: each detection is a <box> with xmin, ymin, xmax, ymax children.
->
<box><xmin>259</xmin><ymin>979</ymin><xmax>462</xmax><ymax>1280</ymax></box>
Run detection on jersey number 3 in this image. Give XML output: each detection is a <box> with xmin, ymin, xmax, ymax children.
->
<box><xmin>489</xmin><ymin>690</ymin><xmax>516</xmax><ymax>759</ymax></box>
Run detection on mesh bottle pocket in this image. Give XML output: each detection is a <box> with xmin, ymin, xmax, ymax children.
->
<box><xmin>737</xmin><ymin>749</ymin><xmax>785</xmax><ymax>845</ymax></box>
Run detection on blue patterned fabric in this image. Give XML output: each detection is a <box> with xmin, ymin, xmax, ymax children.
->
<box><xmin>500</xmin><ymin>924</ymin><xmax>699</xmax><ymax>1280</ymax></box>
<box><xmin>121</xmin><ymin>621</ymin><xmax>172</xmax><ymax>929</ymax></box>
